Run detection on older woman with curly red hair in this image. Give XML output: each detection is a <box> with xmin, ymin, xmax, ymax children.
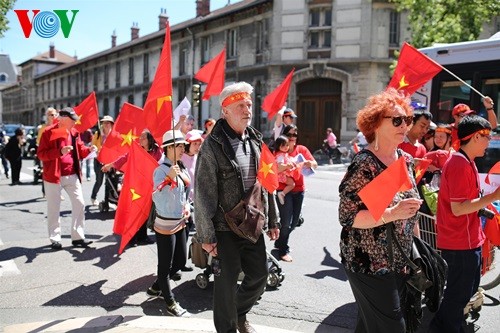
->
<box><xmin>339</xmin><ymin>88</ymin><xmax>423</xmax><ymax>332</ymax></box>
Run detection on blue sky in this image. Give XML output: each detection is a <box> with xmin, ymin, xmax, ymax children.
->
<box><xmin>1</xmin><ymin>0</ymin><xmax>235</xmax><ymax>64</ymax></box>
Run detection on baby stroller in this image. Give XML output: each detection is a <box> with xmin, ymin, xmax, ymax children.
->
<box><xmin>99</xmin><ymin>169</ymin><xmax>123</xmax><ymax>212</ymax></box>
<box><xmin>190</xmin><ymin>240</ymin><xmax>285</xmax><ymax>290</ymax></box>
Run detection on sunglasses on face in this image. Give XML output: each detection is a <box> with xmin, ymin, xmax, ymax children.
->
<box><xmin>285</xmin><ymin>133</ymin><xmax>298</xmax><ymax>138</ymax></box>
<box><xmin>383</xmin><ymin>116</ymin><xmax>413</xmax><ymax>127</ymax></box>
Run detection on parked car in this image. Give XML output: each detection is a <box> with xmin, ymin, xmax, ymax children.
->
<box><xmin>477</xmin><ymin>126</ymin><xmax>500</xmax><ymax>174</ymax></box>
<box><xmin>1</xmin><ymin>123</ymin><xmax>24</xmax><ymax>138</ymax></box>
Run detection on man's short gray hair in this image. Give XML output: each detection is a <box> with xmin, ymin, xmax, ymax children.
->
<box><xmin>219</xmin><ymin>82</ymin><xmax>253</xmax><ymax>107</ymax></box>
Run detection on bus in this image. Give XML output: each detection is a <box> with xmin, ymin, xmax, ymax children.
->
<box><xmin>413</xmin><ymin>35</ymin><xmax>500</xmax><ymax>124</ymax></box>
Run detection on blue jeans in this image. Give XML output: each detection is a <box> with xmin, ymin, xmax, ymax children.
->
<box><xmin>430</xmin><ymin>247</ymin><xmax>481</xmax><ymax>333</ymax></box>
<box><xmin>274</xmin><ymin>191</ymin><xmax>304</xmax><ymax>256</ymax></box>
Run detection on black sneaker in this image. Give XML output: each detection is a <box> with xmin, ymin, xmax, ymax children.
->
<box><xmin>72</xmin><ymin>239</ymin><xmax>93</xmax><ymax>248</ymax></box>
<box><xmin>51</xmin><ymin>242</ymin><xmax>62</xmax><ymax>250</ymax></box>
<box><xmin>170</xmin><ymin>272</ymin><xmax>182</xmax><ymax>281</ymax></box>
<box><xmin>166</xmin><ymin>300</ymin><xmax>190</xmax><ymax>317</ymax></box>
<box><xmin>181</xmin><ymin>265</ymin><xmax>193</xmax><ymax>272</ymax></box>
<box><xmin>146</xmin><ymin>286</ymin><xmax>163</xmax><ymax>298</ymax></box>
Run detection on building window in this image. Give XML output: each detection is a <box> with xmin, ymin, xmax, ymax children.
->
<box><xmin>0</xmin><ymin>73</ymin><xmax>7</xmax><ymax>82</ymax></box>
<box><xmin>60</xmin><ymin>78</ymin><xmax>64</xmax><ymax>96</ymax></box>
<box><xmin>53</xmin><ymin>80</ymin><xmax>57</xmax><ymax>98</ymax></box>
<box><xmin>308</xmin><ymin>6</ymin><xmax>332</xmax><ymax>49</ymax></box>
<box><xmin>128</xmin><ymin>94</ymin><xmax>134</xmax><ymax>104</ymax></box>
<box><xmin>227</xmin><ymin>28</ymin><xmax>238</xmax><ymax>58</ymax></box>
<box><xmin>128</xmin><ymin>57</ymin><xmax>134</xmax><ymax>85</ymax></box>
<box><xmin>83</xmin><ymin>71</ymin><xmax>88</xmax><ymax>93</ymax></box>
<box><xmin>201</xmin><ymin>36</ymin><xmax>210</xmax><ymax>65</ymax></box>
<box><xmin>103</xmin><ymin>98</ymin><xmax>109</xmax><ymax>115</ymax></box>
<box><xmin>115</xmin><ymin>61</ymin><xmax>121</xmax><ymax>88</ymax></box>
<box><xmin>48</xmin><ymin>81</ymin><xmax>51</xmax><ymax>99</ymax></box>
<box><xmin>256</xmin><ymin>20</ymin><xmax>268</xmax><ymax>55</ymax></box>
<box><xmin>389</xmin><ymin>10</ymin><xmax>400</xmax><ymax>47</ymax></box>
<box><xmin>75</xmin><ymin>73</ymin><xmax>80</xmax><ymax>95</ymax></box>
<box><xmin>68</xmin><ymin>76</ymin><xmax>72</xmax><ymax>96</ymax></box>
<box><xmin>143</xmin><ymin>53</ymin><xmax>149</xmax><ymax>83</ymax></box>
<box><xmin>104</xmin><ymin>64</ymin><xmax>109</xmax><ymax>89</ymax></box>
<box><xmin>142</xmin><ymin>92</ymin><xmax>148</xmax><ymax>107</ymax></box>
<box><xmin>114</xmin><ymin>96</ymin><xmax>121</xmax><ymax>117</ymax></box>
<box><xmin>178</xmin><ymin>80</ymin><xmax>187</xmax><ymax>104</ymax></box>
<box><xmin>93</xmin><ymin>68</ymin><xmax>98</xmax><ymax>91</ymax></box>
<box><xmin>179</xmin><ymin>44</ymin><xmax>188</xmax><ymax>76</ymax></box>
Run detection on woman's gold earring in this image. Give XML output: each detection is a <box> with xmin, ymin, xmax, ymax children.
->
<box><xmin>374</xmin><ymin>135</ymin><xmax>379</xmax><ymax>151</ymax></box>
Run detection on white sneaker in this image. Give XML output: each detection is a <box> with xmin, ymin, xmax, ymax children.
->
<box><xmin>91</xmin><ymin>198</ymin><xmax>98</xmax><ymax>206</ymax></box>
<box><xmin>166</xmin><ymin>300</ymin><xmax>190</xmax><ymax>317</ymax></box>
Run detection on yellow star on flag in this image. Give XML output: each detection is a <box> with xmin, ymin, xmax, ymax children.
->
<box><xmin>259</xmin><ymin>161</ymin><xmax>275</xmax><ymax>178</ymax></box>
<box><xmin>130</xmin><ymin>188</ymin><xmax>141</xmax><ymax>201</ymax></box>
<box><xmin>398</xmin><ymin>75</ymin><xmax>410</xmax><ymax>90</ymax></box>
<box><xmin>120</xmin><ymin>129</ymin><xmax>138</xmax><ymax>147</ymax></box>
<box><xmin>75</xmin><ymin>115</ymin><xmax>82</xmax><ymax>125</ymax></box>
<box><xmin>415</xmin><ymin>168</ymin><xmax>423</xmax><ymax>180</ymax></box>
<box><xmin>156</xmin><ymin>95</ymin><xmax>172</xmax><ymax>113</ymax></box>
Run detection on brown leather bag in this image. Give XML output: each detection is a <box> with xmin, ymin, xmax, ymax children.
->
<box><xmin>224</xmin><ymin>183</ymin><xmax>265</xmax><ymax>243</ymax></box>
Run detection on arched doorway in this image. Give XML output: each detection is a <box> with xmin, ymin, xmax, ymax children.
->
<box><xmin>296</xmin><ymin>78</ymin><xmax>342</xmax><ymax>151</ymax></box>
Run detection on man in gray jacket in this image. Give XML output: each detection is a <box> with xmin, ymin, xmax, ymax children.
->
<box><xmin>194</xmin><ymin>81</ymin><xmax>280</xmax><ymax>333</ymax></box>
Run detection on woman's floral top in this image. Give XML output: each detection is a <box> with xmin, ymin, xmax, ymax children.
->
<box><xmin>338</xmin><ymin>149</ymin><xmax>420</xmax><ymax>275</ymax></box>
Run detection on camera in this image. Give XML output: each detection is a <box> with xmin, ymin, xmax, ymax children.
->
<box><xmin>478</xmin><ymin>207</ymin><xmax>495</xmax><ymax>220</ymax></box>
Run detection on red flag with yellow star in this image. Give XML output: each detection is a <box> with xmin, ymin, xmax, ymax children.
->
<box><xmin>114</xmin><ymin>141</ymin><xmax>158</xmax><ymax>254</ymax></box>
<box><xmin>194</xmin><ymin>47</ymin><xmax>226</xmax><ymax>100</ymax></box>
<box><xmin>358</xmin><ymin>157</ymin><xmax>413</xmax><ymax>221</ymax></box>
<box><xmin>73</xmin><ymin>91</ymin><xmax>99</xmax><ymax>133</ymax></box>
<box><xmin>262</xmin><ymin>68</ymin><xmax>295</xmax><ymax>119</ymax></box>
<box><xmin>414</xmin><ymin>158</ymin><xmax>432</xmax><ymax>184</ymax></box>
<box><xmin>97</xmin><ymin>103</ymin><xmax>145</xmax><ymax>169</ymax></box>
<box><xmin>257</xmin><ymin>144</ymin><xmax>279</xmax><ymax>193</ymax></box>
<box><xmin>387</xmin><ymin>42</ymin><xmax>442</xmax><ymax>96</ymax></box>
<box><xmin>143</xmin><ymin>23</ymin><xmax>173</xmax><ymax>144</ymax></box>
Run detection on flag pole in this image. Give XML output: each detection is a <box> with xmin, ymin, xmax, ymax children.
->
<box><xmin>438</xmin><ymin>65</ymin><xmax>487</xmax><ymax>100</ymax></box>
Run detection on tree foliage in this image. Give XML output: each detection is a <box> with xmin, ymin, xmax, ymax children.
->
<box><xmin>390</xmin><ymin>0</ymin><xmax>500</xmax><ymax>48</ymax></box>
<box><xmin>0</xmin><ymin>0</ymin><xmax>16</xmax><ymax>38</ymax></box>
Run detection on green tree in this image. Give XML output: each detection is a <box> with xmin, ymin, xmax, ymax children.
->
<box><xmin>0</xmin><ymin>0</ymin><xmax>16</xmax><ymax>38</ymax></box>
<box><xmin>390</xmin><ymin>0</ymin><xmax>500</xmax><ymax>48</ymax></box>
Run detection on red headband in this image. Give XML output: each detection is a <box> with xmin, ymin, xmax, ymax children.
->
<box><xmin>222</xmin><ymin>92</ymin><xmax>251</xmax><ymax>107</ymax></box>
<box><xmin>460</xmin><ymin>128</ymin><xmax>490</xmax><ymax>142</ymax></box>
<box><xmin>435</xmin><ymin>127</ymin><xmax>452</xmax><ymax>134</ymax></box>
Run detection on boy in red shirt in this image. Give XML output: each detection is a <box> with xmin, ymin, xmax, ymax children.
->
<box><xmin>430</xmin><ymin>115</ymin><xmax>500</xmax><ymax>333</ymax></box>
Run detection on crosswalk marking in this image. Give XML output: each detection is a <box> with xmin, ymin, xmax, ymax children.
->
<box><xmin>0</xmin><ymin>259</ymin><xmax>21</xmax><ymax>277</ymax></box>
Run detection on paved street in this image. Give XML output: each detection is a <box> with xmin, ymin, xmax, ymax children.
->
<box><xmin>0</xmin><ymin>160</ymin><xmax>499</xmax><ymax>332</ymax></box>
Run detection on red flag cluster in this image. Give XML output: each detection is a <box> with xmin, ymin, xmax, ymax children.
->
<box><xmin>358</xmin><ymin>157</ymin><xmax>413</xmax><ymax>221</ymax></box>
<box><xmin>387</xmin><ymin>42</ymin><xmax>442</xmax><ymax>96</ymax></box>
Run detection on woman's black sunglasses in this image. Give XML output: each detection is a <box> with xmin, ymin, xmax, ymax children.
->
<box><xmin>285</xmin><ymin>133</ymin><xmax>298</xmax><ymax>137</ymax></box>
<box><xmin>383</xmin><ymin>116</ymin><xmax>413</xmax><ymax>127</ymax></box>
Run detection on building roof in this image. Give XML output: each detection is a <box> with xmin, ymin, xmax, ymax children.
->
<box><xmin>20</xmin><ymin>49</ymin><xmax>76</xmax><ymax>66</ymax></box>
<box><xmin>0</xmin><ymin>54</ymin><xmax>18</xmax><ymax>85</ymax></box>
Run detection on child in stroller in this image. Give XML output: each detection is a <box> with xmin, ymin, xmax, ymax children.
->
<box><xmin>99</xmin><ymin>168</ymin><xmax>123</xmax><ymax>212</ymax></box>
<box><xmin>190</xmin><ymin>239</ymin><xmax>285</xmax><ymax>290</ymax></box>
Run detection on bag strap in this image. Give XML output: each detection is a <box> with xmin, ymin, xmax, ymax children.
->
<box><xmin>387</xmin><ymin>223</ymin><xmax>419</xmax><ymax>271</ymax></box>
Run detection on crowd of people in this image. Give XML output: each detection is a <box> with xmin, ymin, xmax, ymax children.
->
<box><xmin>1</xmin><ymin>78</ymin><xmax>498</xmax><ymax>333</ymax></box>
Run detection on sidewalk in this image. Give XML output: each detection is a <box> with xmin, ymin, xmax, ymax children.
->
<box><xmin>4</xmin><ymin>314</ymin><xmax>352</xmax><ymax>333</ymax></box>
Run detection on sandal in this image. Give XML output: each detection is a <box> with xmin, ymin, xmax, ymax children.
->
<box><xmin>280</xmin><ymin>254</ymin><xmax>293</xmax><ymax>262</ymax></box>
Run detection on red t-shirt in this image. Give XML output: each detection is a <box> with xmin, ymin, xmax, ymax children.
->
<box><xmin>436</xmin><ymin>152</ymin><xmax>485</xmax><ymax>250</ymax></box>
<box><xmin>277</xmin><ymin>145</ymin><xmax>315</xmax><ymax>193</ymax></box>
<box><xmin>398</xmin><ymin>140</ymin><xmax>427</xmax><ymax>158</ymax></box>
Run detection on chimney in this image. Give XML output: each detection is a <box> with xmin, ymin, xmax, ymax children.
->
<box><xmin>196</xmin><ymin>0</ymin><xmax>210</xmax><ymax>18</ymax></box>
<box><xmin>159</xmin><ymin>8</ymin><xmax>169</xmax><ymax>30</ymax></box>
<box><xmin>131</xmin><ymin>22</ymin><xmax>139</xmax><ymax>40</ymax></box>
<box><xmin>49</xmin><ymin>42</ymin><xmax>55</xmax><ymax>58</ymax></box>
<box><xmin>111</xmin><ymin>30</ymin><xmax>117</xmax><ymax>47</ymax></box>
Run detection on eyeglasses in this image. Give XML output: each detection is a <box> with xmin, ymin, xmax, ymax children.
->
<box><xmin>48</xmin><ymin>114</ymin><xmax>57</xmax><ymax>117</ymax></box>
<box><xmin>383</xmin><ymin>116</ymin><xmax>413</xmax><ymax>127</ymax></box>
<box><xmin>285</xmin><ymin>133</ymin><xmax>298</xmax><ymax>138</ymax></box>
<box><xmin>480</xmin><ymin>134</ymin><xmax>492</xmax><ymax>141</ymax></box>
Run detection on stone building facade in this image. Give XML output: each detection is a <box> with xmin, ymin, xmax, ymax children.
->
<box><xmin>1</xmin><ymin>0</ymin><xmax>417</xmax><ymax>149</ymax></box>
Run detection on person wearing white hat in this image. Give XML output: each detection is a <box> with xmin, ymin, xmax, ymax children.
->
<box><xmin>193</xmin><ymin>81</ymin><xmax>280</xmax><ymax>333</ymax></box>
<box><xmin>90</xmin><ymin>115</ymin><xmax>115</xmax><ymax>206</ymax></box>
<box><xmin>146</xmin><ymin>129</ymin><xmax>192</xmax><ymax>317</ymax></box>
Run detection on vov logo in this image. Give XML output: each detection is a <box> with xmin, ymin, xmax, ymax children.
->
<box><xmin>14</xmin><ymin>10</ymin><xmax>79</xmax><ymax>38</ymax></box>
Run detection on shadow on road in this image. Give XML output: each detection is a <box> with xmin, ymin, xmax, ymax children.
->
<box><xmin>304</xmin><ymin>247</ymin><xmax>347</xmax><ymax>282</ymax></box>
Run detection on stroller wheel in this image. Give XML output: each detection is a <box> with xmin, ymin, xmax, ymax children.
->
<box><xmin>196</xmin><ymin>273</ymin><xmax>209</xmax><ymax>289</ymax></box>
<box><xmin>266</xmin><ymin>272</ymin><xmax>280</xmax><ymax>289</ymax></box>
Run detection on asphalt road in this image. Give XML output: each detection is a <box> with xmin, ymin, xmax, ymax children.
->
<box><xmin>0</xmin><ymin>160</ymin><xmax>499</xmax><ymax>332</ymax></box>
